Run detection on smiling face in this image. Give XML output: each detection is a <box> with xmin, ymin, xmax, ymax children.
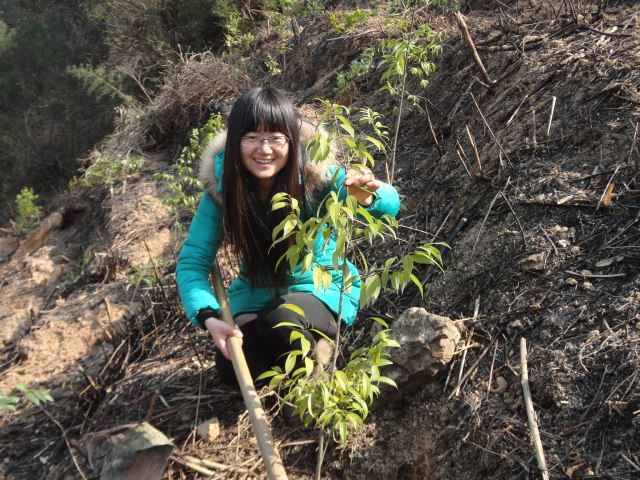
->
<box><xmin>240</xmin><ymin>129</ymin><xmax>290</xmax><ymax>198</ymax></box>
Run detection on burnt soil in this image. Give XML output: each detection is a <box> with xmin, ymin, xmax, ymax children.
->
<box><xmin>0</xmin><ymin>1</ymin><xmax>638</xmax><ymax>479</ymax></box>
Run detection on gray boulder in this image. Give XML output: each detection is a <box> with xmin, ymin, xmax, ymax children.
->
<box><xmin>378</xmin><ymin>307</ymin><xmax>461</xmax><ymax>404</ymax></box>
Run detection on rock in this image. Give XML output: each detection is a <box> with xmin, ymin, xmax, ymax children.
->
<box><xmin>377</xmin><ymin>307</ymin><xmax>461</xmax><ymax>405</ymax></box>
<box><xmin>517</xmin><ymin>252</ymin><xmax>547</xmax><ymax>271</ymax></box>
<box><xmin>23</xmin><ymin>246</ymin><xmax>64</xmax><ymax>286</ymax></box>
<box><xmin>83</xmin><ymin>422</ymin><xmax>174</xmax><ymax>480</ymax></box>
<box><xmin>196</xmin><ymin>418</ymin><xmax>220</xmax><ymax>441</ymax></box>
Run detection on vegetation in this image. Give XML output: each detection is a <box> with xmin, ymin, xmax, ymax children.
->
<box><xmin>1</xmin><ymin>1</ymin><xmax>449</xmax><ymax>475</ymax></box>
<box><xmin>329</xmin><ymin>6</ymin><xmax>373</xmax><ymax>34</ymax></box>
<box><xmin>0</xmin><ymin>0</ymin><xmax>250</xmax><ymax>222</ymax></box>
<box><xmin>11</xmin><ymin>187</ymin><xmax>42</xmax><ymax>234</ymax></box>
<box><xmin>0</xmin><ymin>384</ymin><xmax>53</xmax><ymax>411</ymax></box>
<box><xmin>259</xmin><ymin>315</ymin><xmax>399</xmax><ymax>445</ymax></box>
<box><xmin>155</xmin><ymin>113</ymin><xmax>224</xmax><ymax>219</ymax></box>
<box><xmin>263</xmin><ymin>103</ymin><xmax>444</xmax><ymax>473</ymax></box>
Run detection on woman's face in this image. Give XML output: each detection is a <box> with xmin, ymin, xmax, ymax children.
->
<box><xmin>240</xmin><ymin>129</ymin><xmax>290</xmax><ymax>190</ymax></box>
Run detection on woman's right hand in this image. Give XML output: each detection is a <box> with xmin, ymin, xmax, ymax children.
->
<box><xmin>203</xmin><ymin>317</ymin><xmax>243</xmax><ymax>360</ymax></box>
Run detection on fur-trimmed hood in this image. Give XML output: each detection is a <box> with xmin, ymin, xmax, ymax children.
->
<box><xmin>198</xmin><ymin>119</ymin><xmax>337</xmax><ymax>204</ymax></box>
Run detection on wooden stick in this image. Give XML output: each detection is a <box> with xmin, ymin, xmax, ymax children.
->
<box><xmin>469</xmin><ymin>93</ymin><xmax>512</xmax><ymax>164</ymax></box>
<box><xmin>465</xmin><ymin>125</ymin><xmax>483</xmax><ymax>173</ymax></box>
<box><xmin>445</xmin><ymin>341</ymin><xmax>492</xmax><ymax>402</ymax></box>
<box><xmin>451</xmin><ymin>297</ymin><xmax>480</xmax><ymax>398</ymax></box>
<box><xmin>454</xmin><ymin>11</ymin><xmax>495</xmax><ymax>87</ymax></box>
<box><xmin>520</xmin><ymin>338</ymin><xmax>549</xmax><ymax>480</ymax></box>
<box><xmin>546</xmin><ymin>96</ymin><xmax>557</xmax><ymax>137</ymax></box>
<box><xmin>210</xmin><ymin>259</ymin><xmax>289</xmax><ymax>480</ymax></box>
<box><xmin>456</xmin><ymin>148</ymin><xmax>475</xmax><ymax>181</ymax></box>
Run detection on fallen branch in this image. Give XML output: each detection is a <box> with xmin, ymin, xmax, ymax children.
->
<box><xmin>520</xmin><ymin>338</ymin><xmax>549</xmax><ymax>480</ymax></box>
<box><xmin>173</xmin><ymin>454</ymin><xmax>255</xmax><ymax>475</ymax></box>
<box><xmin>454</xmin><ymin>11</ymin><xmax>495</xmax><ymax>88</ymax></box>
<box><xmin>41</xmin><ymin>407</ymin><xmax>89</xmax><ymax>480</ymax></box>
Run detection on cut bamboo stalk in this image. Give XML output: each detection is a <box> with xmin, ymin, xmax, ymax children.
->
<box><xmin>520</xmin><ymin>338</ymin><xmax>549</xmax><ymax>480</ymax></box>
<box><xmin>454</xmin><ymin>11</ymin><xmax>495</xmax><ymax>87</ymax></box>
<box><xmin>210</xmin><ymin>259</ymin><xmax>289</xmax><ymax>480</ymax></box>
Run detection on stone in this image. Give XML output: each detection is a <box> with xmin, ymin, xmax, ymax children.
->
<box><xmin>196</xmin><ymin>418</ymin><xmax>220</xmax><ymax>442</ymax></box>
<box><xmin>377</xmin><ymin>307</ymin><xmax>461</xmax><ymax>405</ymax></box>
<box><xmin>83</xmin><ymin>422</ymin><xmax>174</xmax><ymax>480</ymax></box>
<box><xmin>517</xmin><ymin>252</ymin><xmax>546</xmax><ymax>271</ymax></box>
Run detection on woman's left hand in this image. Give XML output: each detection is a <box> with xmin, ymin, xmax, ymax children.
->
<box><xmin>344</xmin><ymin>167</ymin><xmax>381</xmax><ymax>206</ymax></box>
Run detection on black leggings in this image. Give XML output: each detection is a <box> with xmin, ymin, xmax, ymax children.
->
<box><xmin>215</xmin><ymin>292</ymin><xmax>338</xmax><ymax>388</ymax></box>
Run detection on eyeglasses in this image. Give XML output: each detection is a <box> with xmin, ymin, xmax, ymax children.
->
<box><xmin>241</xmin><ymin>135</ymin><xmax>289</xmax><ymax>148</ymax></box>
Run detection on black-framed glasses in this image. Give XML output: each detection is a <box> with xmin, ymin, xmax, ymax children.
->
<box><xmin>241</xmin><ymin>135</ymin><xmax>289</xmax><ymax>148</ymax></box>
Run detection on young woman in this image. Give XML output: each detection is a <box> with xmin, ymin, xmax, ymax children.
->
<box><xmin>176</xmin><ymin>87</ymin><xmax>400</xmax><ymax>386</ymax></box>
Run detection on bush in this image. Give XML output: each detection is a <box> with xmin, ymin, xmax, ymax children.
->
<box><xmin>11</xmin><ymin>187</ymin><xmax>42</xmax><ymax>234</ymax></box>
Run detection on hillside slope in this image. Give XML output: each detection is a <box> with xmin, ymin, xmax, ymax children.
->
<box><xmin>1</xmin><ymin>1</ymin><xmax>638</xmax><ymax>479</ymax></box>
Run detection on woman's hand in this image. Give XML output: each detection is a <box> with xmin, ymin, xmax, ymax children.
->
<box><xmin>204</xmin><ymin>317</ymin><xmax>243</xmax><ymax>360</ymax></box>
<box><xmin>344</xmin><ymin>167</ymin><xmax>381</xmax><ymax>206</ymax></box>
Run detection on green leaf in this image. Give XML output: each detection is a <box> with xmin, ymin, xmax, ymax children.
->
<box><xmin>343</xmin><ymin>137</ymin><xmax>357</xmax><ymax>149</ymax></box>
<box><xmin>365</xmin><ymin>136</ymin><xmax>385</xmax><ymax>151</ymax></box>
<box><xmin>256</xmin><ymin>370</ymin><xmax>280</xmax><ymax>380</ymax></box>
<box><xmin>390</xmin><ymin>271</ymin><xmax>403</xmax><ymax>291</ymax></box>
<box><xmin>312</xmin><ymin>265</ymin><xmax>325</xmax><ymax>292</ymax></box>
<box><xmin>286</xmin><ymin>245</ymin><xmax>301</xmax><ymax>271</ymax></box>
<box><xmin>271</xmin><ymin>201</ymin><xmax>288</xmax><ymax>211</ymax></box>
<box><xmin>300</xmin><ymin>336</ymin><xmax>312</xmax><ymax>357</ymax></box>
<box><xmin>336</xmin><ymin>418</ymin><xmax>348</xmax><ymax>445</ymax></box>
<box><xmin>301</xmin><ymin>252</ymin><xmax>314</xmax><ymax>273</ymax></box>
<box><xmin>269</xmin><ymin>374</ymin><xmax>286</xmax><ymax>388</ymax></box>
<box><xmin>304</xmin><ymin>357</ymin><xmax>314</xmax><ymax>377</ymax></box>
<box><xmin>289</xmin><ymin>330</ymin><xmax>304</xmax><ymax>343</ymax></box>
<box><xmin>345</xmin><ymin>411</ymin><xmax>364</xmax><ymax>428</ymax></box>
<box><xmin>272</xmin><ymin>321</ymin><xmax>302</xmax><ymax>330</ymax></box>
<box><xmin>322</xmin><ymin>269</ymin><xmax>333</xmax><ymax>291</ymax></box>
<box><xmin>378</xmin><ymin>376</ymin><xmax>398</xmax><ymax>388</ymax></box>
<box><xmin>278</xmin><ymin>303</ymin><xmax>306</xmax><ymax>318</ymax></box>
<box><xmin>284</xmin><ymin>354</ymin><xmax>296</xmax><ymax>375</ymax></box>
<box><xmin>410</xmin><ymin>273</ymin><xmax>424</xmax><ymax>297</ymax></box>
<box><xmin>334</xmin><ymin>371</ymin><xmax>349</xmax><ymax>392</ymax></box>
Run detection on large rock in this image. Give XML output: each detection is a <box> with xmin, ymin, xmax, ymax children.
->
<box><xmin>378</xmin><ymin>307</ymin><xmax>461</xmax><ymax>404</ymax></box>
<box><xmin>82</xmin><ymin>422</ymin><xmax>174</xmax><ymax>480</ymax></box>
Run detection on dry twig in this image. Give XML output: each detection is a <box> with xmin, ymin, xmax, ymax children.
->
<box><xmin>451</xmin><ymin>298</ymin><xmax>481</xmax><ymax>397</ymax></box>
<box><xmin>520</xmin><ymin>338</ymin><xmax>549</xmax><ymax>480</ymax></box>
<box><xmin>454</xmin><ymin>11</ymin><xmax>495</xmax><ymax>88</ymax></box>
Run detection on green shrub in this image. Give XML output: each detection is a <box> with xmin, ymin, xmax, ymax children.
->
<box><xmin>0</xmin><ymin>384</ymin><xmax>53</xmax><ymax>411</ymax></box>
<box><xmin>12</xmin><ymin>187</ymin><xmax>42</xmax><ymax>234</ymax></box>
<box><xmin>264</xmin><ymin>103</ymin><xmax>444</xmax><ymax>452</ymax></box>
<box><xmin>155</xmin><ymin>113</ymin><xmax>224</xmax><ymax>218</ymax></box>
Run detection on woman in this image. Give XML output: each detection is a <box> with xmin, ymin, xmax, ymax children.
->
<box><xmin>176</xmin><ymin>87</ymin><xmax>400</xmax><ymax>386</ymax></box>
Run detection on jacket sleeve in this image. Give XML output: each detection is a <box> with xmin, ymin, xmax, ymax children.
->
<box><xmin>330</xmin><ymin>167</ymin><xmax>401</xmax><ymax>218</ymax></box>
<box><xmin>176</xmin><ymin>193</ymin><xmax>224</xmax><ymax>327</ymax></box>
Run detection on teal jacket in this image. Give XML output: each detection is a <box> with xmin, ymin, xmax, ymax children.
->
<box><xmin>176</xmin><ymin>128</ymin><xmax>400</xmax><ymax>328</ymax></box>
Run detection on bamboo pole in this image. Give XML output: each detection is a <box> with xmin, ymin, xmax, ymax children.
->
<box><xmin>210</xmin><ymin>259</ymin><xmax>289</xmax><ymax>480</ymax></box>
<box><xmin>520</xmin><ymin>338</ymin><xmax>549</xmax><ymax>480</ymax></box>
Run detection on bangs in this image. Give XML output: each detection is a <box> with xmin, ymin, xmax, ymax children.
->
<box><xmin>228</xmin><ymin>87</ymin><xmax>299</xmax><ymax>140</ymax></box>
<box><xmin>244</xmin><ymin>95</ymin><xmax>297</xmax><ymax>137</ymax></box>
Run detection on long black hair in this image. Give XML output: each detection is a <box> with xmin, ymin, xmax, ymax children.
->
<box><xmin>222</xmin><ymin>87</ymin><xmax>304</xmax><ymax>286</ymax></box>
